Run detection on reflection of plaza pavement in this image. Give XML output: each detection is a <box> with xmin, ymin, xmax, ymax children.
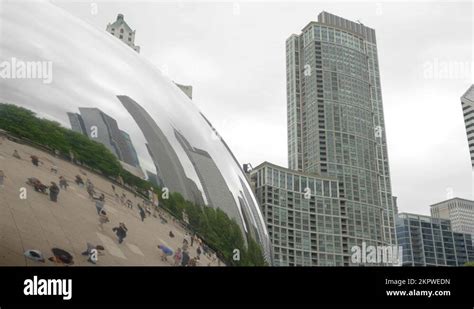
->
<box><xmin>0</xmin><ymin>137</ymin><xmax>220</xmax><ymax>266</ymax></box>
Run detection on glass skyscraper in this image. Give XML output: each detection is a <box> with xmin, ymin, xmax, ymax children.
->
<box><xmin>286</xmin><ymin>12</ymin><xmax>396</xmax><ymax>256</ymax></box>
<box><xmin>396</xmin><ymin>213</ymin><xmax>474</xmax><ymax>266</ymax></box>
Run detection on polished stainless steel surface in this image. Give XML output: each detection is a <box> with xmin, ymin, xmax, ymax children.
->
<box><xmin>0</xmin><ymin>1</ymin><xmax>270</xmax><ymax>261</ymax></box>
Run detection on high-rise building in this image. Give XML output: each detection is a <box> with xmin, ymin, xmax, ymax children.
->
<box><xmin>250</xmin><ymin>162</ymin><xmax>344</xmax><ymax>266</ymax></box>
<box><xmin>106</xmin><ymin>14</ymin><xmax>140</xmax><ymax>53</ymax></box>
<box><xmin>285</xmin><ymin>12</ymin><xmax>396</xmax><ymax>253</ymax></box>
<box><xmin>461</xmin><ymin>85</ymin><xmax>474</xmax><ymax>166</ymax></box>
<box><xmin>396</xmin><ymin>213</ymin><xmax>474</xmax><ymax>266</ymax></box>
<box><xmin>430</xmin><ymin>198</ymin><xmax>474</xmax><ymax>236</ymax></box>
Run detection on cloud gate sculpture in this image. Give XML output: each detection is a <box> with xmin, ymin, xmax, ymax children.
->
<box><xmin>0</xmin><ymin>2</ymin><xmax>271</xmax><ymax>265</ymax></box>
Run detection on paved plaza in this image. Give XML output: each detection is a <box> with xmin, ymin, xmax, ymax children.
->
<box><xmin>0</xmin><ymin>136</ymin><xmax>221</xmax><ymax>266</ymax></box>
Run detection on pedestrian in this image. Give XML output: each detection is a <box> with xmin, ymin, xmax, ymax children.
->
<box><xmin>86</xmin><ymin>179</ymin><xmax>95</xmax><ymax>199</ymax></box>
<box><xmin>50</xmin><ymin>165</ymin><xmax>58</xmax><ymax>174</ymax></box>
<box><xmin>49</xmin><ymin>182</ymin><xmax>60</xmax><ymax>202</ymax></box>
<box><xmin>173</xmin><ymin>248</ymin><xmax>182</xmax><ymax>266</ymax></box>
<box><xmin>196</xmin><ymin>246</ymin><xmax>202</xmax><ymax>260</ymax></box>
<box><xmin>111</xmin><ymin>184</ymin><xmax>115</xmax><ymax>192</ymax></box>
<box><xmin>138</xmin><ymin>205</ymin><xmax>146</xmax><ymax>222</ymax></box>
<box><xmin>0</xmin><ymin>170</ymin><xmax>5</xmax><ymax>188</ymax></box>
<box><xmin>169</xmin><ymin>231</ymin><xmax>175</xmax><ymax>238</ymax></box>
<box><xmin>59</xmin><ymin>176</ymin><xmax>68</xmax><ymax>190</ymax></box>
<box><xmin>181</xmin><ymin>250</ymin><xmax>190</xmax><ymax>266</ymax></box>
<box><xmin>190</xmin><ymin>234</ymin><xmax>194</xmax><ymax>247</ymax></box>
<box><xmin>93</xmin><ymin>194</ymin><xmax>105</xmax><ymax>215</ymax></box>
<box><xmin>157</xmin><ymin>245</ymin><xmax>173</xmax><ymax>262</ymax></box>
<box><xmin>188</xmin><ymin>257</ymin><xmax>197</xmax><ymax>267</ymax></box>
<box><xmin>98</xmin><ymin>209</ymin><xmax>109</xmax><ymax>231</ymax></box>
<box><xmin>12</xmin><ymin>149</ymin><xmax>21</xmax><ymax>159</ymax></box>
<box><xmin>81</xmin><ymin>243</ymin><xmax>104</xmax><ymax>264</ymax></box>
<box><xmin>182</xmin><ymin>239</ymin><xmax>189</xmax><ymax>252</ymax></box>
<box><xmin>112</xmin><ymin>223</ymin><xmax>128</xmax><ymax>244</ymax></box>
<box><xmin>75</xmin><ymin>175</ymin><xmax>84</xmax><ymax>187</ymax></box>
<box><xmin>30</xmin><ymin>155</ymin><xmax>39</xmax><ymax>167</ymax></box>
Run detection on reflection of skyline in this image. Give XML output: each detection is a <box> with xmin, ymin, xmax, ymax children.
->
<box><xmin>117</xmin><ymin>95</ymin><xmax>203</xmax><ymax>204</ymax></box>
<box><xmin>67</xmin><ymin>108</ymin><xmax>142</xmax><ymax>175</ymax></box>
<box><xmin>174</xmin><ymin>129</ymin><xmax>240</xmax><ymax>220</ymax></box>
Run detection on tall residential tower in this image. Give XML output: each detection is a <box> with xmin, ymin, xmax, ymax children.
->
<box><xmin>284</xmin><ymin>12</ymin><xmax>396</xmax><ymax>260</ymax></box>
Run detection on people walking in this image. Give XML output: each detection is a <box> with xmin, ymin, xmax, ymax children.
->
<box><xmin>75</xmin><ymin>175</ymin><xmax>84</xmax><ymax>187</ymax></box>
<box><xmin>138</xmin><ymin>205</ymin><xmax>146</xmax><ymax>222</ymax></box>
<box><xmin>98</xmin><ymin>209</ymin><xmax>109</xmax><ymax>231</ymax></box>
<box><xmin>181</xmin><ymin>250</ymin><xmax>190</xmax><ymax>266</ymax></box>
<box><xmin>12</xmin><ymin>149</ymin><xmax>21</xmax><ymax>159</ymax></box>
<box><xmin>0</xmin><ymin>170</ymin><xmax>5</xmax><ymax>188</ymax></box>
<box><xmin>112</xmin><ymin>223</ymin><xmax>128</xmax><ymax>244</ymax></box>
<box><xmin>157</xmin><ymin>245</ymin><xmax>173</xmax><ymax>262</ymax></box>
<box><xmin>30</xmin><ymin>155</ymin><xmax>39</xmax><ymax>167</ymax></box>
<box><xmin>93</xmin><ymin>194</ymin><xmax>105</xmax><ymax>215</ymax></box>
<box><xmin>86</xmin><ymin>179</ymin><xmax>95</xmax><ymax>199</ymax></box>
<box><xmin>173</xmin><ymin>248</ymin><xmax>182</xmax><ymax>266</ymax></box>
<box><xmin>59</xmin><ymin>176</ymin><xmax>68</xmax><ymax>190</ymax></box>
<box><xmin>49</xmin><ymin>182</ymin><xmax>60</xmax><ymax>202</ymax></box>
<box><xmin>196</xmin><ymin>246</ymin><xmax>202</xmax><ymax>260</ymax></box>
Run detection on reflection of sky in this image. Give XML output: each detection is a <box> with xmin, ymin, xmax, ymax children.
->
<box><xmin>0</xmin><ymin>1</ymin><xmax>269</xmax><ymax>254</ymax></box>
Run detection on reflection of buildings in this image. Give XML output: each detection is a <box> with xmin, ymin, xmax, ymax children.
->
<box><xmin>396</xmin><ymin>213</ymin><xmax>474</xmax><ymax>266</ymax></box>
<box><xmin>431</xmin><ymin>198</ymin><xmax>474</xmax><ymax>236</ymax></box>
<box><xmin>146</xmin><ymin>170</ymin><xmax>161</xmax><ymax>187</ymax></box>
<box><xmin>174</xmin><ymin>129</ymin><xmax>238</xmax><ymax>219</ymax></box>
<box><xmin>106</xmin><ymin>14</ymin><xmax>140</xmax><ymax>53</ymax></box>
<box><xmin>174</xmin><ymin>82</ymin><xmax>193</xmax><ymax>100</ymax></box>
<box><xmin>117</xmin><ymin>95</ymin><xmax>202</xmax><ymax>204</ymax></box>
<box><xmin>67</xmin><ymin>108</ymin><xmax>141</xmax><ymax>175</ymax></box>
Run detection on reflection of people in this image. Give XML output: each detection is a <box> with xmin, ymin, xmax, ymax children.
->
<box><xmin>157</xmin><ymin>244</ymin><xmax>173</xmax><ymax>261</ymax></box>
<box><xmin>75</xmin><ymin>175</ymin><xmax>84</xmax><ymax>187</ymax></box>
<box><xmin>112</xmin><ymin>223</ymin><xmax>128</xmax><ymax>244</ymax></box>
<box><xmin>0</xmin><ymin>170</ymin><xmax>5</xmax><ymax>188</ymax></box>
<box><xmin>59</xmin><ymin>176</ymin><xmax>68</xmax><ymax>190</ymax></box>
<box><xmin>98</xmin><ymin>209</ymin><xmax>109</xmax><ymax>231</ymax></box>
<box><xmin>12</xmin><ymin>149</ymin><xmax>21</xmax><ymax>159</ymax></box>
<box><xmin>93</xmin><ymin>194</ymin><xmax>105</xmax><ymax>214</ymax></box>
<box><xmin>86</xmin><ymin>179</ymin><xmax>95</xmax><ymax>199</ymax></box>
<box><xmin>30</xmin><ymin>155</ymin><xmax>39</xmax><ymax>166</ymax></box>
<box><xmin>49</xmin><ymin>182</ymin><xmax>60</xmax><ymax>202</ymax></box>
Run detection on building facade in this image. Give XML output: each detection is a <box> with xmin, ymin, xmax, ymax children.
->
<box><xmin>251</xmin><ymin>162</ymin><xmax>347</xmax><ymax>266</ymax></box>
<box><xmin>431</xmin><ymin>198</ymin><xmax>474</xmax><ymax>236</ymax></box>
<box><xmin>396</xmin><ymin>213</ymin><xmax>474</xmax><ymax>266</ymax></box>
<box><xmin>461</xmin><ymin>85</ymin><xmax>474</xmax><ymax>166</ymax></box>
<box><xmin>106</xmin><ymin>14</ymin><xmax>140</xmax><ymax>53</ymax></box>
<box><xmin>285</xmin><ymin>11</ymin><xmax>396</xmax><ymax>258</ymax></box>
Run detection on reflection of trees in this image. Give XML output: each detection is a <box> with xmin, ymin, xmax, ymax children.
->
<box><xmin>0</xmin><ymin>102</ymin><xmax>266</xmax><ymax>266</ymax></box>
<box><xmin>160</xmin><ymin>191</ymin><xmax>266</xmax><ymax>266</ymax></box>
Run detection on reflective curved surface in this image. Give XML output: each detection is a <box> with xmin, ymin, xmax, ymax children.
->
<box><xmin>0</xmin><ymin>1</ymin><xmax>270</xmax><ymax>263</ymax></box>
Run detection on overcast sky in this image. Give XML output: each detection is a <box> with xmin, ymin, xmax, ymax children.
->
<box><xmin>54</xmin><ymin>0</ymin><xmax>473</xmax><ymax>215</ymax></box>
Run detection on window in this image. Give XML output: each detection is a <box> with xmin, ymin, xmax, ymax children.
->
<box><xmin>119</xmin><ymin>35</ymin><xmax>123</xmax><ymax>39</ymax></box>
<box><xmin>120</xmin><ymin>29</ymin><xmax>124</xmax><ymax>33</ymax></box>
